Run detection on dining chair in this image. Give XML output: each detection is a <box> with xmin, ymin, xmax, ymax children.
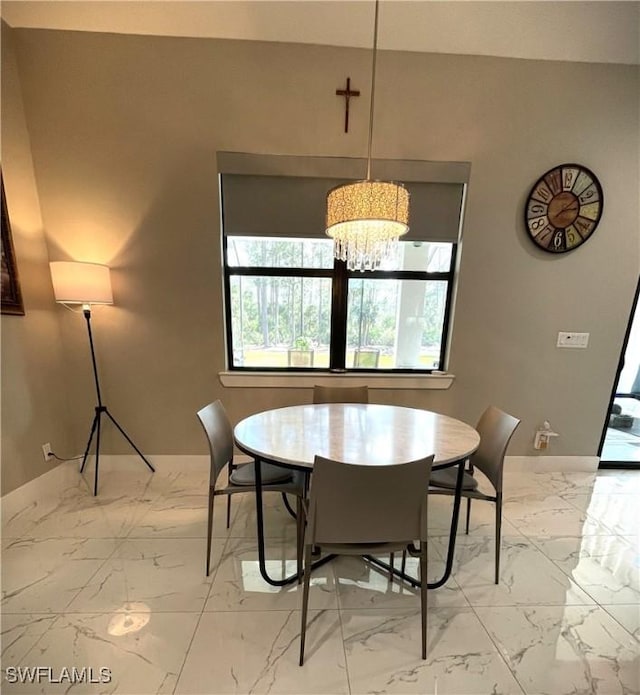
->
<box><xmin>197</xmin><ymin>400</ymin><xmax>306</xmax><ymax>576</ymax></box>
<box><xmin>428</xmin><ymin>405</ymin><xmax>520</xmax><ymax>584</ymax></box>
<box><xmin>202</xmin><ymin>396</ymin><xmax>295</xmax><ymax>532</ymax></box>
<box><xmin>312</xmin><ymin>384</ymin><xmax>369</xmax><ymax>404</ymax></box>
<box><xmin>299</xmin><ymin>454</ymin><xmax>434</xmax><ymax>665</ymax></box>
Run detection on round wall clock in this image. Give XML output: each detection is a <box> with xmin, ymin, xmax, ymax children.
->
<box><xmin>524</xmin><ymin>163</ymin><xmax>603</xmax><ymax>253</ymax></box>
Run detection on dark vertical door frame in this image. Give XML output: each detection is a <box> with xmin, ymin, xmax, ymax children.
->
<box><xmin>597</xmin><ymin>275</ymin><xmax>640</xmax><ymax>467</ymax></box>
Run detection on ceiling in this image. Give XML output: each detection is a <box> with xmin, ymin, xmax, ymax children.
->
<box><xmin>2</xmin><ymin>1</ymin><xmax>639</xmax><ymax>65</ymax></box>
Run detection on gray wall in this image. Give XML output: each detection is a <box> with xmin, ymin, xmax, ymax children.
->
<box><xmin>2</xmin><ymin>25</ymin><xmax>638</xmax><ymax>492</ymax></box>
<box><xmin>1</xmin><ymin>23</ymin><xmax>73</xmax><ymax>494</ymax></box>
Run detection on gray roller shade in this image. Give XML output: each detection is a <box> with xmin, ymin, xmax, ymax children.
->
<box><xmin>221</xmin><ymin>175</ymin><xmax>341</xmax><ymax>239</ymax></box>
<box><xmin>219</xmin><ymin>153</ymin><xmax>468</xmax><ymax>244</ymax></box>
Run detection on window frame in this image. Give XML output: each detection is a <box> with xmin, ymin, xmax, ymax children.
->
<box><xmin>222</xmin><ymin>234</ymin><xmax>458</xmax><ymax>373</ymax></box>
<box><xmin>218</xmin><ymin>152</ymin><xmax>470</xmax><ymax>375</ymax></box>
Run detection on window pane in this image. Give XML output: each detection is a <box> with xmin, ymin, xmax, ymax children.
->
<box><xmin>376</xmin><ymin>241</ymin><xmax>453</xmax><ymax>272</ymax></box>
<box><xmin>230</xmin><ymin>275</ymin><xmax>332</xmax><ymax>368</ymax></box>
<box><xmin>227</xmin><ymin>236</ymin><xmax>334</xmax><ymax>269</ymax></box>
<box><xmin>421</xmin><ymin>242</ymin><xmax>452</xmax><ymax>272</ymax></box>
<box><xmin>346</xmin><ymin>278</ymin><xmax>447</xmax><ymax>369</ymax></box>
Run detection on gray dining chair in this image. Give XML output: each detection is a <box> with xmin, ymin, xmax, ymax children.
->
<box><xmin>299</xmin><ymin>454</ymin><xmax>434</xmax><ymax>665</ymax></box>
<box><xmin>428</xmin><ymin>405</ymin><xmax>520</xmax><ymax>584</ymax></box>
<box><xmin>201</xmin><ymin>396</ymin><xmax>295</xmax><ymax>532</ymax></box>
<box><xmin>312</xmin><ymin>384</ymin><xmax>369</xmax><ymax>404</ymax></box>
<box><xmin>197</xmin><ymin>400</ymin><xmax>305</xmax><ymax>576</ymax></box>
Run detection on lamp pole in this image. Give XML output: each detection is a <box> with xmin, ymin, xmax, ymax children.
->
<box><xmin>79</xmin><ymin>305</ymin><xmax>155</xmax><ymax>495</ymax></box>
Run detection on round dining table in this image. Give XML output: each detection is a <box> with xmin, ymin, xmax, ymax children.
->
<box><xmin>234</xmin><ymin>403</ymin><xmax>480</xmax><ymax>588</ymax></box>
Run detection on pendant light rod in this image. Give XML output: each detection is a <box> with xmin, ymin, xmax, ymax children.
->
<box><xmin>325</xmin><ymin>0</ymin><xmax>409</xmax><ymax>273</ymax></box>
<box><xmin>365</xmin><ymin>0</ymin><xmax>380</xmax><ymax>181</ymax></box>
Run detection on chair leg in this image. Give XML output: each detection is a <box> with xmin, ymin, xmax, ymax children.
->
<box><xmin>495</xmin><ymin>494</ymin><xmax>502</xmax><ymax>584</ymax></box>
<box><xmin>465</xmin><ymin>463</ymin><xmax>475</xmax><ymax>535</ymax></box>
<box><xmin>420</xmin><ymin>541</ymin><xmax>428</xmax><ymax>660</ymax></box>
<box><xmin>226</xmin><ymin>496</ymin><xmax>232</xmax><ymax>529</ymax></box>
<box><xmin>465</xmin><ymin>497</ymin><xmax>472</xmax><ymax>534</ymax></box>
<box><xmin>296</xmin><ymin>496</ymin><xmax>304</xmax><ymax>584</ymax></box>
<box><xmin>302</xmin><ymin>470</ymin><xmax>311</xmax><ymax>497</ymax></box>
<box><xmin>206</xmin><ymin>487</ymin><xmax>215</xmax><ymax>576</ymax></box>
<box><xmin>299</xmin><ymin>544</ymin><xmax>313</xmax><ymax>666</ymax></box>
<box><xmin>389</xmin><ymin>552</ymin><xmax>395</xmax><ymax>581</ymax></box>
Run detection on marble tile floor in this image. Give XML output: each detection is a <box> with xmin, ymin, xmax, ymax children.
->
<box><xmin>1</xmin><ymin>464</ymin><xmax>639</xmax><ymax>695</ymax></box>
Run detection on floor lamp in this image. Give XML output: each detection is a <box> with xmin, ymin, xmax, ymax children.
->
<box><xmin>50</xmin><ymin>261</ymin><xmax>155</xmax><ymax>495</ymax></box>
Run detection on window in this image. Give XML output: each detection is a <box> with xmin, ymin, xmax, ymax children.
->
<box><xmin>226</xmin><ymin>237</ymin><xmax>333</xmax><ymax>369</ymax></box>
<box><xmin>219</xmin><ymin>153</ymin><xmax>468</xmax><ymax>373</ymax></box>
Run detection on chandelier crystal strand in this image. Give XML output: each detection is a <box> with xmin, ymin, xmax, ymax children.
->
<box><xmin>326</xmin><ymin>180</ymin><xmax>409</xmax><ymax>271</ymax></box>
<box><xmin>325</xmin><ymin>0</ymin><xmax>410</xmax><ymax>272</ymax></box>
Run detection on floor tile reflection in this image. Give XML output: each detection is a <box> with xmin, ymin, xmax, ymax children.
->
<box><xmin>175</xmin><ymin>610</ymin><xmax>349</xmax><ymax>694</ymax></box>
<box><xmin>341</xmin><ymin>607</ymin><xmax>525</xmax><ymax>694</ymax></box>
<box><xmin>1</xmin><ymin>465</ymin><xmax>639</xmax><ymax>695</ymax></box>
<box><xmin>529</xmin><ymin>535</ymin><xmax>640</xmax><ymax>605</ymax></box>
<box><xmin>3</xmin><ymin>612</ymin><xmax>200</xmax><ymax>694</ymax></box>
<box><xmin>476</xmin><ymin>605</ymin><xmax>640</xmax><ymax>695</ymax></box>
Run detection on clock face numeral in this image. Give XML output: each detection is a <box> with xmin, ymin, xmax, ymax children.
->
<box><xmin>532</xmin><ymin>180</ymin><xmax>553</xmax><ymax>204</ymax></box>
<box><xmin>578</xmin><ymin>183</ymin><xmax>600</xmax><ymax>205</ymax></box>
<box><xmin>526</xmin><ymin>200</ymin><xmax>548</xmax><ymax>218</ymax></box>
<box><xmin>524</xmin><ymin>164</ymin><xmax>603</xmax><ymax>254</ymax></box>
<box><xmin>527</xmin><ymin>215</ymin><xmax>549</xmax><ymax>236</ymax></box>
<box><xmin>579</xmin><ymin>202</ymin><xmax>600</xmax><ymax>221</ymax></box>
<box><xmin>573</xmin><ymin>216</ymin><xmax>596</xmax><ymax>239</ymax></box>
<box><xmin>565</xmin><ymin>226</ymin><xmax>582</xmax><ymax>249</ymax></box>
<box><xmin>551</xmin><ymin>229</ymin><xmax>566</xmax><ymax>252</ymax></box>
<box><xmin>536</xmin><ymin>225</ymin><xmax>555</xmax><ymax>248</ymax></box>
<box><xmin>544</xmin><ymin>169</ymin><xmax>562</xmax><ymax>196</ymax></box>
<box><xmin>573</xmin><ymin>170</ymin><xmax>593</xmax><ymax>197</ymax></box>
<box><xmin>562</xmin><ymin>167</ymin><xmax>580</xmax><ymax>191</ymax></box>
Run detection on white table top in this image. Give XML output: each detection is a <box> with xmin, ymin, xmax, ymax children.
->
<box><xmin>234</xmin><ymin>404</ymin><xmax>480</xmax><ymax>470</ymax></box>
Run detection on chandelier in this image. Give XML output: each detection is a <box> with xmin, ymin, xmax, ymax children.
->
<box><xmin>326</xmin><ymin>0</ymin><xmax>409</xmax><ymax>271</ymax></box>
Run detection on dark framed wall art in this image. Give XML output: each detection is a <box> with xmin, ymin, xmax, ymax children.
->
<box><xmin>1</xmin><ymin>174</ymin><xmax>25</xmax><ymax>315</ymax></box>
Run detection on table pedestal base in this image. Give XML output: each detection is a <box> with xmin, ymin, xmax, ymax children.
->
<box><xmin>254</xmin><ymin>457</ymin><xmax>466</xmax><ymax>589</ymax></box>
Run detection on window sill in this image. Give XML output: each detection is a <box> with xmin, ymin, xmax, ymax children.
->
<box><xmin>218</xmin><ymin>371</ymin><xmax>455</xmax><ymax>390</ymax></box>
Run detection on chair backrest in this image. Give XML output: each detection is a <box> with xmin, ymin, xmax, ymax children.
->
<box><xmin>471</xmin><ymin>406</ymin><xmax>520</xmax><ymax>491</ymax></box>
<box><xmin>306</xmin><ymin>455</ymin><xmax>434</xmax><ymax>545</ymax></box>
<box><xmin>312</xmin><ymin>385</ymin><xmax>369</xmax><ymax>404</ymax></box>
<box><xmin>196</xmin><ymin>400</ymin><xmax>234</xmax><ymax>485</ymax></box>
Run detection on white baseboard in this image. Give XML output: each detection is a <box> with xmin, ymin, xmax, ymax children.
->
<box><xmin>505</xmin><ymin>455</ymin><xmax>600</xmax><ymax>473</ymax></box>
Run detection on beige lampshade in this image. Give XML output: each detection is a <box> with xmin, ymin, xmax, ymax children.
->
<box><xmin>326</xmin><ymin>180</ymin><xmax>410</xmax><ymax>271</ymax></box>
<box><xmin>50</xmin><ymin>261</ymin><xmax>113</xmax><ymax>305</ymax></box>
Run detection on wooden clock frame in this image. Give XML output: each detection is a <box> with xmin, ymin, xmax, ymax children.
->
<box><xmin>524</xmin><ymin>163</ymin><xmax>603</xmax><ymax>254</ymax></box>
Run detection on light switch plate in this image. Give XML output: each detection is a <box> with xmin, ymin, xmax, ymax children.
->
<box><xmin>557</xmin><ymin>332</ymin><xmax>589</xmax><ymax>348</ymax></box>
